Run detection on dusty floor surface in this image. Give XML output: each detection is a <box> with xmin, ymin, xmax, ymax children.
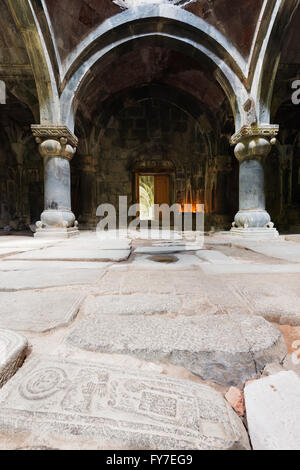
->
<box><xmin>0</xmin><ymin>231</ymin><xmax>299</xmax><ymax>450</ymax></box>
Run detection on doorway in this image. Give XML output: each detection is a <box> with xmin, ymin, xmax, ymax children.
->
<box><xmin>137</xmin><ymin>173</ymin><xmax>171</xmax><ymax>220</ymax></box>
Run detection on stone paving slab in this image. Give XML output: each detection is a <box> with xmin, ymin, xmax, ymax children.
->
<box><xmin>0</xmin><ymin>248</ymin><xmax>33</xmax><ymax>258</ymax></box>
<box><xmin>0</xmin><ymin>355</ymin><xmax>250</xmax><ymax>450</ymax></box>
<box><xmin>196</xmin><ymin>250</ymin><xmax>237</xmax><ymax>264</ymax></box>
<box><xmin>0</xmin><ymin>267</ymin><xmax>106</xmax><ymax>291</ymax></box>
<box><xmin>232</xmin><ymin>240</ymin><xmax>300</xmax><ymax>263</ymax></box>
<box><xmin>0</xmin><ymin>260</ymin><xmax>111</xmax><ymax>271</ymax></box>
<box><xmin>6</xmin><ymin>248</ymin><xmax>131</xmax><ymax>262</ymax></box>
<box><xmin>81</xmin><ymin>294</ymin><xmax>218</xmax><ymax>317</ymax></box>
<box><xmin>0</xmin><ymin>290</ymin><xmax>85</xmax><ymax>332</ymax></box>
<box><xmin>228</xmin><ymin>274</ymin><xmax>300</xmax><ymax>325</ymax></box>
<box><xmin>0</xmin><ymin>329</ymin><xmax>28</xmax><ymax>388</ymax></box>
<box><xmin>96</xmin><ymin>269</ymin><xmax>252</xmax><ymax>314</ymax></box>
<box><xmin>245</xmin><ymin>371</ymin><xmax>300</xmax><ymax>450</ymax></box>
<box><xmin>200</xmin><ymin>264</ymin><xmax>300</xmax><ymax>275</ymax></box>
<box><xmin>135</xmin><ymin>245</ymin><xmax>204</xmax><ymax>254</ymax></box>
<box><xmin>67</xmin><ymin>314</ymin><xmax>286</xmax><ymax>386</ymax></box>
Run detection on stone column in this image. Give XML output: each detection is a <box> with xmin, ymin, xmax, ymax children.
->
<box><xmin>230</xmin><ymin>125</ymin><xmax>279</xmax><ymax>239</ymax></box>
<box><xmin>31</xmin><ymin>125</ymin><xmax>79</xmax><ymax>238</ymax></box>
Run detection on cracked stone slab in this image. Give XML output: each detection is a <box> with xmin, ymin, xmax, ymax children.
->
<box><xmin>6</xmin><ymin>248</ymin><xmax>131</xmax><ymax>262</ymax></box>
<box><xmin>245</xmin><ymin>371</ymin><xmax>300</xmax><ymax>450</ymax></box>
<box><xmin>0</xmin><ymin>355</ymin><xmax>250</xmax><ymax>450</ymax></box>
<box><xmin>67</xmin><ymin>314</ymin><xmax>286</xmax><ymax>386</ymax></box>
<box><xmin>0</xmin><ymin>291</ymin><xmax>85</xmax><ymax>333</ymax></box>
<box><xmin>0</xmin><ymin>329</ymin><xmax>28</xmax><ymax>388</ymax></box>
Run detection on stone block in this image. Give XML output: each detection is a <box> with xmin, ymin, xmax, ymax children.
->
<box><xmin>67</xmin><ymin>313</ymin><xmax>287</xmax><ymax>387</ymax></box>
<box><xmin>245</xmin><ymin>371</ymin><xmax>300</xmax><ymax>450</ymax></box>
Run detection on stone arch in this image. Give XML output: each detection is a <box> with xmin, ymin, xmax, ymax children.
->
<box><xmin>60</xmin><ymin>7</ymin><xmax>248</xmax><ymax>132</ymax></box>
<box><xmin>250</xmin><ymin>0</ymin><xmax>299</xmax><ymax>124</ymax></box>
<box><xmin>7</xmin><ymin>0</ymin><xmax>60</xmax><ymax>124</ymax></box>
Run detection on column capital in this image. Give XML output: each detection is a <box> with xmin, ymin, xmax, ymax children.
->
<box><xmin>230</xmin><ymin>124</ymin><xmax>279</xmax><ymax>146</ymax></box>
<box><xmin>230</xmin><ymin>125</ymin><xmax>279</xmax><ymax>163</ymax></box>
<box><xmin>31</xmin><ymin>124</ymin><xmax>78</xmax><ymax>161</ymax></box>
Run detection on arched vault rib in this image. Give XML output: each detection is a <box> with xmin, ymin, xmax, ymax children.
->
<box><xmin>61</xmin><ymin>33</ymin><xmax>248</xmax><ymax>134</ymax></box>
<box><xmin>250</xmin><ymin>0</ymin><xmax>299</xmax><ymax>124</ymax></box>
<box><xmin>61</xmin><ymin>4</ymin><xmax>247</xmax><ymax>83</ymax></box>
<box><xmin>7</xmin><ymin>0</ymin><xmax>60</xmax><ymax>124</ymax></box>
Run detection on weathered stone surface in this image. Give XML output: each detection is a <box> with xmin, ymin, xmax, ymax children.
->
<box><xmin>245</xmin><ymin>371</ymin><xmax>300</xmax><ymax>450</ymax></box>
<box><xmin>232</xmin><ymin>240</ymin><xmax>300</xmax><ymax>263</ymax></box>
<box><xmin>0</xmin><ymin>356</ymin><xmax>250</xmax><ymax>450</ymax></box>
<box><xmin>67</xmin><ymin>314</ymin><xmax>287</xmax><ymax>386</ymax></box>
<box><xmin>7</xmin><ymin>248</ymin><xmax>130</xmax><ymax>262</ymax></box>
<box><xmin>196</xmin><ymin>250</ymin><xmax>236</xmax><ymax>264</ymax></box>
<box><xmin>0</xmin><ymin>329</ymin><xmax>27</xmax><ymax>388</ymax></box>
<box><xmin>82</xmin><ymin>294</ymin><xmax>182</xmax><ymax>316</ymax></box>
<box><xmin>262</xmin><ymin>362</ymin><xmax>285</xmax><ymax>377</ymax></box>
<box><xmin>229</xmin><ymin>274</ymin><xmax>300</xmax><ymax>325</ymax></box>
<box><xmin>0</xmin><ymin>267</ymin><xmax>106</xmax><ymax>291</ymax></box>
<box><xmin>82</xmin><ymin>293</ymin><xmax>217</xmax><ymax>317</ymax></box>
<box><xmin>282</xmin><ymin>354</ymin><xmax>300</xmax><ymax>378</ymax></box>
<box><xmin>0</xmin><ymin>291</ymin><xmax>85</xmax><ymax>332</ymax></box>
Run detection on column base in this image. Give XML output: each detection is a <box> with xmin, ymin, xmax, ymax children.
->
<box><xmin>230</xmin><ymin>227</ymin><xmax>280</xmax><ymax>240</ymax></box>
<box><xmin>34</xmin><ymin>227</ymin><xmax>80</xmax><ymax>239</ymax></box>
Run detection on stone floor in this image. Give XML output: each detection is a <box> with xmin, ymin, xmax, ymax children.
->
<box><xmin>0</xmin><ymin>231</ymin><xmax>299</xmax><ymax>450</ymax></box>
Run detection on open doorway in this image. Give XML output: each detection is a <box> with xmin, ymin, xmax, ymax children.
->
<box><xmin>137</xmin><ymin>173</ymin><xmax>171</xmax><ymax>221</ymax></box>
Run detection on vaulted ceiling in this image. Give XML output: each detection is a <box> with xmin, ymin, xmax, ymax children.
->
<box><xmin>0</xmin><ymin>0</ymin><xmax>299</xmax><ymax>133</ymax></box>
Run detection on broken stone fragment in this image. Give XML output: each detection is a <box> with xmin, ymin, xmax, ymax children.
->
<box><xmin>0</xmin><ymin>329</ymin><xmax>28</xmax><ymax>388</ymax></box>
<box><xmin>225</xmin><ymin>387</ymin><xmax>245</xmax><ymax>417</ymax></box>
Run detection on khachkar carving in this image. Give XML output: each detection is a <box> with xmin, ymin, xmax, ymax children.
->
<box><xmin>230</xmin><ymin>123</ymin><xmax>280</xmax><ymax>239</ymax></box>
<box><xmin>113</xmin><ymin>0</ymin><xmax>197</xmax><ymax>9</ymax></box>
<box><xmin>0</xmin><ymin>356</ymin><xmax>250</xmax><ymax>450</ymax></box>
<box><xmin>31</xmin><ymin>125</ymin><xmax>79</xmax><ymax>238</ymax></box>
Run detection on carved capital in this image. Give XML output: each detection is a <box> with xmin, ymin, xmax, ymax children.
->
<box><xmin>31</xmin><ymin>125</ymin><xmax>78</xmax><ymax>161</ymax></box>
<box><xmin>230</xmin><ymin>124</ymin><xmax>279</xmax><ymax>146</ymax></box>
<box><xmin>230</xmin><ymin>125</ymin><xmax>279</xmax><ymax>163</ymax></box>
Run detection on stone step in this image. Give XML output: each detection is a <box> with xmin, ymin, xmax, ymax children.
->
<box><xmin>67</xmin><ymin>313</ymin><xmax>287</xmax><ymax>387</ymax></box>
<box><xmin>0</xmin><ymin>329</ymin><xmax>27</xmax><ymax>388</ymax></box>
<box><xmin>245</xmin><ymin>371</ymin><xmax>300</xmax><ymax>450</ymax></box>
<box><xmin>0</xmin><ymin>355</ymin><xmax>250</xmax><ymax>450</ymax></box>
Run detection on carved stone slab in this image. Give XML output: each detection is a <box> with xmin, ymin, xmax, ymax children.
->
<box><xmin>67</xmin><ymin>314</ymin><xmax>286</xmax><ymax>386</ymax></box>
<box><xmin>0</xmin><ymin>356</ymin><xmax>250</xmax><ymax>450</ymax></box>
<box><xmin>0</xmin><ymin>291</ymin><xmax>85</xmax><ymax>333</ymax></box>
<box><xmin>0</xmin><ymin>329</ymin><xmax>27</xmax><ymax>388</ymax></box>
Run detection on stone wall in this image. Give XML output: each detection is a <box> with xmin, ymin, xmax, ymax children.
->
<box><xmin>74</xmin><ymin>98</ymin><xmax>238</xmax><ymax>230</ymax></box>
